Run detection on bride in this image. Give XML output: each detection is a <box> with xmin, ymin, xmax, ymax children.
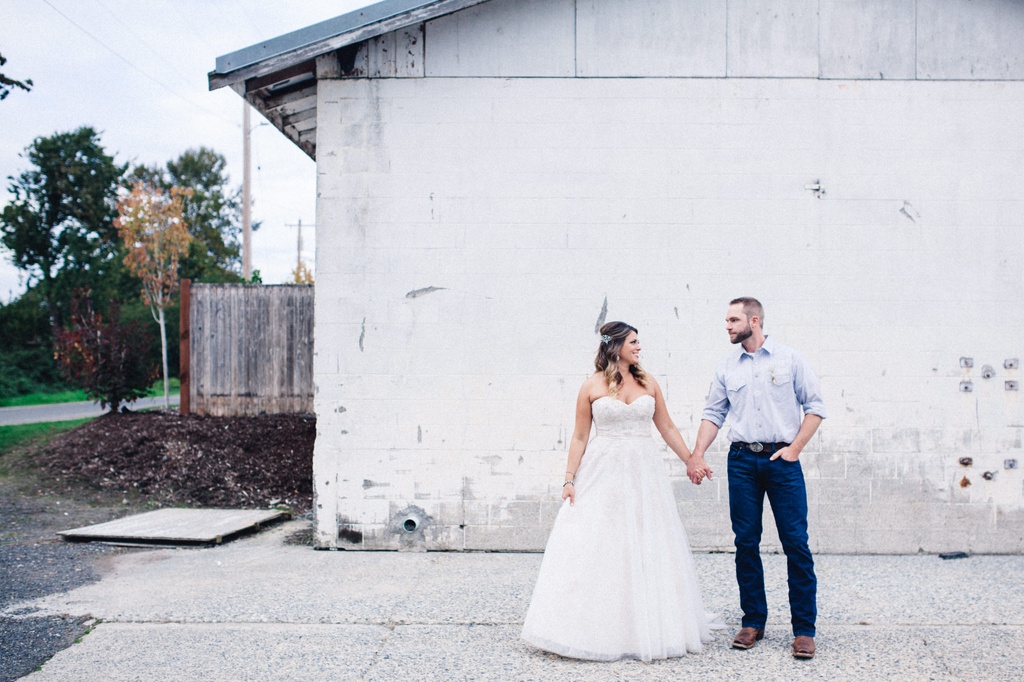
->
<box><xmin>521</xmin><ymin>321</ymin><xmax>721</xmax><ymax>661</ymax></box>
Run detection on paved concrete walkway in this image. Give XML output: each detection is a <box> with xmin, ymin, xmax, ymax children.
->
<box><xmin>0</xmin><ymin>395</ymin><xmax>179</xmax><ymax>426</ymax></box>
<box><xmin>5</xmin><ymin>520</ymin><xmax>1022</xmax><ymax>681</ymax></box>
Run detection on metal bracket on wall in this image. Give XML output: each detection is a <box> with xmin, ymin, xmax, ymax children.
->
<box><xmin>804</xmin><ymin>180</ymin><xmax>825</xmax><ymax>198</ymax></box>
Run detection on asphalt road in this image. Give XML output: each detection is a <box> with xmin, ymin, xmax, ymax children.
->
<box><xmin>0</xmin><ymin>395</ymin><xmax>180</xmax><ymax>426</ymax></box>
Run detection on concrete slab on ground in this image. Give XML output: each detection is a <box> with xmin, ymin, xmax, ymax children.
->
<box><xmin>5</xmin><ymin>520</ymin><xmax>1022</xmax><ymax>680</ymax></box>
<box><xmin>58</xmin><ymin>508</ymin><xmax>288</xmax><ymax>546</ymax></box>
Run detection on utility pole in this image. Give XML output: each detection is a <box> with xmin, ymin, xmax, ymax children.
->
<box><xmin>286</xmin><ymin>220</ymin><xmax>315</xmax><ymax>265</ymax></box>
<box><xmin>242</xmin><ymin>100</ymin><xmax>252</xmax><ymax>280</ymax></box>
<box><xmin>286</xmin><ymin>219</ymin><xmax>315</xmax><ymax>282</ymax></box>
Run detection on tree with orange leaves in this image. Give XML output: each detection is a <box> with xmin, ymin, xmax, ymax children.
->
<box><xmin>291</xmin><ymin>261</ymin><xmax>314</xmax><ymax>284</ymax></box>
<box><xmin>115</xmin><ymin>182</ymin><xmax>192</xmax><ymax>408</ymax></box>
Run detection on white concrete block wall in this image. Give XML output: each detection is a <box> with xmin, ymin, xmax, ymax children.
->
<box><xmin>819</xmin><ymin>0</ymin><xmax>917</xmax><ymax>79</ymax></box>
<box><xmin>409</xmin><ymin>0</ymin><xmax>1024</xmax><ymax>81</ymax></box>
<box><xmin>727</xmin><ymin>0</ymin><xmax>819</xmax><ymax>77</ymax></box>
<box><xmin>425</xmin><ymin>0</ymin><xmax>575</xmax><ymax>77</ymax></box>
<box><xmin>313</xmin><ymin>74</ymin><xmax>1024</xmax><ymax>552</ymax></box>
<box><xmin>917</xmin><ymin>0</ymin><xmax>1024</xmax><ymax>79</ymax></box>
<box><xmin>576</xmin><ymin>0</ymin><xmax>727</xmax><ymax>77</ymax></box>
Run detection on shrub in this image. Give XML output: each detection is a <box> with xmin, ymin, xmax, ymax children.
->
<box><xmin>0</xmin><ymin>347</ymin><xmax>69</xmax><ymax>398</ymax></box>
<box><xmin>53</xmin><ymin>299</ymin><xmax>158</xmax><ymax>412</ymax></box>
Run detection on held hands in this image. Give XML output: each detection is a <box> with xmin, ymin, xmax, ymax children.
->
<box><xmin>686</xmin><ymin>455</ymin><xmax>713</xmax><ymax>485</ymax></box>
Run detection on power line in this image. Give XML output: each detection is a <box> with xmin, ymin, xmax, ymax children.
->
<box><xmin>91</xmin><ymin>0</ymin><xmax>199</xmax><ymax>93</ymax></box>
<box><xmin>39</xmin><ymin>0</ymin><xmax>239</xmax><ymax>128</ymax></box>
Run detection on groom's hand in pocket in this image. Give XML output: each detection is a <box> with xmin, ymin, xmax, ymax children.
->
<box><xmin>770</xmin><ymin>446</ymin><xmax>800</xmax><ymax>462</ymax></box>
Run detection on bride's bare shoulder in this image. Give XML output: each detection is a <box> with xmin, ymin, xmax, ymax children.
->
<box><xmin>580</xmin><ymin>373</ymin><xmax>606</xmax><ymax>401</ymax></box>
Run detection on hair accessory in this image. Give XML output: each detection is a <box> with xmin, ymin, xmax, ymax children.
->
<box><xmin>600</xmin><ymin>334</ymin><xmax>612</xmax><ymax>344</ymax></box>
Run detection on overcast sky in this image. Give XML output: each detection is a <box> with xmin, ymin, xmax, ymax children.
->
<box><xmin>0</xmin><ymin>0</ymin><xmax>375</xmax><ymax>302</ymax></box>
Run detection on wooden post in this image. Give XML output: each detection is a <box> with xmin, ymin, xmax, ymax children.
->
<box><xmin>179</xmin><ymin>278</ymin><xmax>191</xmax><ymax>415</ymax></box>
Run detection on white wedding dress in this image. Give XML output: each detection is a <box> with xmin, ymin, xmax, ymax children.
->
<box><xmin>521</xmin><ymin>395</ymin><xmax>720</xmax><ymax>661</ymax></box>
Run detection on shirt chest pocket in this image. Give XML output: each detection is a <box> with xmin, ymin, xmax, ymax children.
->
<box><xmin>767</xmin><ymin>371</ymin><xmax>797</xmax><ymax>406</ymax></box>
<box><xmin>726</xmin><ymin>378</ymin><xmax>748</xmax><ymax>394</ymax></box>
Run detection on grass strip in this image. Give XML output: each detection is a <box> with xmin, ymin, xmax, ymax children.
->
<box><xmin>0</xmin><ymin>419</ymin><xmax>93</xmax><ymax>457</ymax></box>
<box><xmin>0</xmin><ymin>378</ymin><xmax>180</xmax><ymax>408</ymax></box>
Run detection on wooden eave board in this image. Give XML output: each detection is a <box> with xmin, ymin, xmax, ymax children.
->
<box><xmin>58</xmin><ymin>508</ymin><xmax>287</xmax><ymax>545</ymax></box>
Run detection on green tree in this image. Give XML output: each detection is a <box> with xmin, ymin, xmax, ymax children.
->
<box><xmin>0</xmin><ymin>290</ymin><xmax>69</xmax><ymax>398</ymax></box>
<box><xmin>0</xmin><ymin>287</ymin><xmax>50</xmax><ymax>354</ymax></box>
<box><xmin>0</xmin><ymin>127</ymin><xmax>127</xmax><ymax>333</ymax></box>
<box><xmin>0</xmin><ymin>51</ymin><xmax>33</xmax><ymax>101</ymax></box>
<box><xmin>129</xmin><ymin>147</ymin><xmax>253</xmax><ymax>282</ymax></box>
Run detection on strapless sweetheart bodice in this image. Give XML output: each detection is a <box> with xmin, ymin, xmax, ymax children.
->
<box><xmin>592</xmin><ymin>394</ymin><xmax>654</xmax><ymax>438</ymax></box>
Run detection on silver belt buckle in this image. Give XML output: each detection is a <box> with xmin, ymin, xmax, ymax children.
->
<box><xmin>749</xmin><ymin>442</ymin><xmax>764</xmax><ymax>453</ymax></box>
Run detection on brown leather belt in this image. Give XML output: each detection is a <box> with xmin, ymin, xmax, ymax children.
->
<box><xmin>733</xmin><ymin>441</ymin><xmax>790</xmax><ymax>454</ymax></box>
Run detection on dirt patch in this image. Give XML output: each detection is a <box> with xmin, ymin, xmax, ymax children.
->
<box><xmin>1</xmin><ymin>411</ymin><xmax>314</xmax><ymax>682</ymax></box>
<box><xmin>31</xmin><ymin>411</ymin><xmax>315</xmax><ymax>513</ymax></box>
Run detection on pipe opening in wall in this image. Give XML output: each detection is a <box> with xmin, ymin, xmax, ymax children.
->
<box><xmin>403</xmin><ymin>516</ymin><xmax>420</xmax><ymax>533</ymax></box>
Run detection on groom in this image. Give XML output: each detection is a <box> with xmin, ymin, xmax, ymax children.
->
<box><xmin>687</xmin><ymin>297</ymin><xmax>826</xmax><ymax>660</ymax></box>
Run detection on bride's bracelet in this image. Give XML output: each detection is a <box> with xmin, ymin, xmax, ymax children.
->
<box><xmin>562</xmin><ymin>480</ymin><xmax>575</xmax><ymax>487</ymax></box>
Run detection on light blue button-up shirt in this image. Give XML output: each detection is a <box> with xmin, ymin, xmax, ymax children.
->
<box><xmin>701</xmin><ymin>336</ymin><xmax>826</xmax><ymax>444</ymax></box>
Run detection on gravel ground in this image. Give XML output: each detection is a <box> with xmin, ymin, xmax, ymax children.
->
<box><xmin>0</xmin><ymin>613</ymin><xmax>96</xmax><ymax>682</ymax></box>
<box><xmin>0</xmin><ymin>412</ymin><xmax>314</xmax><ymax>681</ymax></box>
<box><xmin>0</xmin><ymin>465</ymin><xmax>143</xmax><ymax>681</ymax></box>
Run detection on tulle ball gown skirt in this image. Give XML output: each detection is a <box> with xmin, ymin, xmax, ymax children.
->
<box><xmin>521</xmin><ymin>398</ymin><xmax>719</xmax><ymax>661</ymax></box>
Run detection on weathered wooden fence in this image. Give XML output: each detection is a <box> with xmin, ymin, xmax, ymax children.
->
<box><xmin>179</xmin><ymin>280</ymin><xmax>314</xmax><ymax>416</ymax></box>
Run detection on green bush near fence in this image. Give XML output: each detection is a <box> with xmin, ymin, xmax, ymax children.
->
<box><xmin>0</xmin><ymin>419</ymin><xmax>93</xmax><ymax>458</ymax></box>
<box><xmin>0</xmin><ymin>347</ymin><xmax>71</xmax><ymax>400</ymax></box>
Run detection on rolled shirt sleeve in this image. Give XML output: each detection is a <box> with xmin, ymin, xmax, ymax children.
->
<box><xmin>701</xmin><ymin>363</ymin><xmax>731</xmax><ymax>428</ymax></box>
<box><xmin>792</xmin><ymin>351</ymin><xmax>827</xmax><ymax>420</ymax></box>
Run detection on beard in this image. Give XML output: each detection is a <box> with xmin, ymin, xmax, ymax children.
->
<box><xmin>730</xmin><ymin>326</ymin><xmax>752</xmax><ymax>345</ymax></box>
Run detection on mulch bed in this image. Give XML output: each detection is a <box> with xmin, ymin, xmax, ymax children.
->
<box><xmin>33</xmin><ymin>411</ymin><xmax>315</xmax><ymax>512</ymax></box>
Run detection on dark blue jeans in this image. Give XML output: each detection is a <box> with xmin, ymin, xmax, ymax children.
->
<box><xmin>728</xmin><ymin>444</ymin><xmax>816</xmax><ymax>637</ymax></box>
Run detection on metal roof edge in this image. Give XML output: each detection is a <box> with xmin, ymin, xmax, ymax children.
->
<box><xmin>214</xmin><ymin>0</ymin><xmax>441</xmax><ymax>75</ymax></box>
<box><xmin>210</xmin><ymin>0</ymin><xmax>493</xmax><ymax>90</ymax></box>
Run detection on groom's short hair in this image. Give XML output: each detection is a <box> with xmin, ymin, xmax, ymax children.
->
<box><xmin>730</xmin><ymin>297</ymin><xmax>764</xmax><ymax>327</ymax></box>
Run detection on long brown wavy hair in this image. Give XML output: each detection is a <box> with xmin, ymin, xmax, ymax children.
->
<box><xmin>595</xmin><ymin>321</ymin><xmax>649</xmax><ymax>395</ymax></box>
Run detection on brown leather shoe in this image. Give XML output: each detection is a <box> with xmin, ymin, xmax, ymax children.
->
<box><xmin>793</xmin><ymin>635</ymin><xmax>815</xmax><ymax>659</ymax></box>
<box><xmin>731</xmin><ymin>627</ymin><xmax>765</xmax><ymax>649</ymax></box>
